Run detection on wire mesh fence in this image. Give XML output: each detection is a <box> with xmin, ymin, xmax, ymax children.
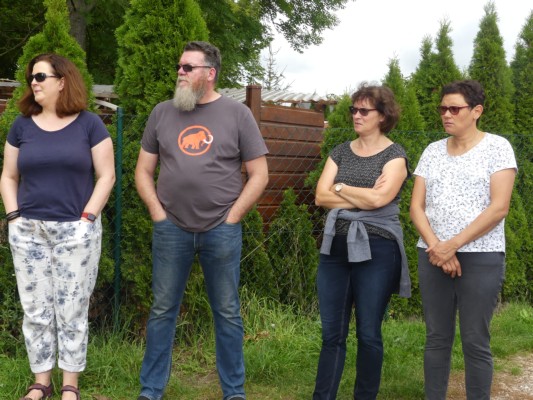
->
<box><xmin>87</xmin><ymin>110</ymin><xmax>533</xmax><ymax>333</ymax></box>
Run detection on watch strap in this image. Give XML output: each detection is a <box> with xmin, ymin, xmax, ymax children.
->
<box><xmin>81</xmin><ymin>212</ymin><xmax>97</xmax><ymax>222</ymax></box>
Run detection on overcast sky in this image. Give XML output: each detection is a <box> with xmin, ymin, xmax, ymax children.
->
<box><xmin>265</xmin><ymin>0</ymin><xmax>532</xmax><ymax>96</ymax></box>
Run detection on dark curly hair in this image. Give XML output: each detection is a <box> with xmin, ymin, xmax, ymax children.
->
<box><xmin>351</xmin><ymin>83</ymin><xmax>400</xmax><ymax>133</ymax></box>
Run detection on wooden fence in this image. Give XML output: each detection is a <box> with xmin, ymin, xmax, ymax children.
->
<box><xmin>0</xmin><ymin>83</ymin><xmax>326</xmax><ymax>223</ymax></box>
<box><xmin>245</xmin><ymin>85</ymin><xmax>325</xmax><ymax>222</ymax></box>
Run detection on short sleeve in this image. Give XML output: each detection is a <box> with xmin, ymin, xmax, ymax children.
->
<box><xmin>413</xmin><ymin>146</ymin><xmax>433</xmax><ymax>178</ymax></box>
<box><xmin>488</xmin><ymin>136</ymin><xmax>517</xmax><ymax>174</ymax></box>
<box><xmin>86</xmin><ymin>112</ymin><xmax>111</xmax><ymax>147</ymax></box>
<box><xmin>329</xmin><ymin>141</ymin><xmax>349</xmax><ymax>165</ymax></box>
<box><xmin>140</xmin><ymin>103</ymin><xmax>161</xmax><ymax>154</ymax></box>
<box><xmin>237</xmin><ymin>105</ymin><xmax>268</xmax><ymax>161</ymax></box>
<box><xmin>6</xmin><ymin>116</ymin><xmax>24</xmax><ymax>148</ymax></box>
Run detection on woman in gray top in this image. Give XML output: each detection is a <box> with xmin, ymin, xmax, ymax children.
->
<box><xmin>313</xmin><ymin>84</ymin><xmax>410</xmax><ymax>400</ymax></box>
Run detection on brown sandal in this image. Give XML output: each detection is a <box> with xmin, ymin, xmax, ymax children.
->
<box><xmin>61</xmin><ymin>385</ymin><xmax>80</xmax><ymax>400</ymax></box>
<box><xmin>19</xmin><ymin>383</ymin><xmax>53</xmax><ymax>400</ymax></box>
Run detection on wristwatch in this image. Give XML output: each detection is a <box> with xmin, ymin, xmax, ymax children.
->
<box><xmin>81</xmin><ymin>212</ymin><xmax>97</xmax><ymax>222</ymax></box>
<box><xmin>335</xmin><ymin>183</ymin><xmax>344</xmax><ymax>193</ymax></box>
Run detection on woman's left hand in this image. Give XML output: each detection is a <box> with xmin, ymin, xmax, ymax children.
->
<box><xmin>426</xmin><ymin>240</ymin><xmax>458</xmax><ymax>267</ymax></box>
<box><xmin>440</xmin><ymin>254</ymin><xmax>462</xmax><ymax>278</ymax></box>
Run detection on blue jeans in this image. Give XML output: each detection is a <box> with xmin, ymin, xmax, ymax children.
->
<box><xmin>139</xmin><ymin>219</ymin><xmax>245</xmax><ymax>400</ymax></box>
<box><xmin>418</xmin><ymin>249</ymin><xmax>505</xmax><ymax>400</ymax></box>
<box><xmin>313</xmin><ymin>235</ymin><xmax>401</xmax><ymax>400</ymax></box>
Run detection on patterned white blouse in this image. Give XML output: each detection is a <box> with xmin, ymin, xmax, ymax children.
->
<box><xmin>413</xmin><ymin>133</ymin><xmax>517</xmax><ymax>252</ymax></box>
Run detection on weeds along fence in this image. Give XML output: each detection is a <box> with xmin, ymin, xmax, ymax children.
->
<box><xmin>0</xmin><ymin>92</ymin><xmax>532</xmax><ymax>347</ymax></box>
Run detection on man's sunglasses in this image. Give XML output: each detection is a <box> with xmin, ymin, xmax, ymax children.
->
<box><xmin>176</xmin><ymin>64</ymin><xmax>212</xmax><ymax>73</ymax></box>
<box><xmin>438</xmin><ymin>105</ymin><xmax>471</xmax><ymax>115</ymax></box>
<box><xmin>349</xmin><ymin>106</ymin><xmax>377</xmax><ymax>116</ymax></box>
<box><xmin>27</xmin><ymin>73</ymin><xmax>59</xmax><ymax>83</ymax></box>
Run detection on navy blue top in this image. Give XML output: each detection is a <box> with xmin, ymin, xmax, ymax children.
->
<box><xmin>7</xmin><ymin>111</ymin><xmax>110</xmax><ymax>221</ymax></box>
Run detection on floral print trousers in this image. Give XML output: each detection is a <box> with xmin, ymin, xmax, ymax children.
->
<box><xmin>9</xmin><ymin>217</ymin><xmax>101</xmax><ymax>373</ymax></box>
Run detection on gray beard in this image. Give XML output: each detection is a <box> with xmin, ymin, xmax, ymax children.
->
<box><xmin>172</xmin><ymin>80</ymin><xmax>206</xmax><ymax>111</ymax></box>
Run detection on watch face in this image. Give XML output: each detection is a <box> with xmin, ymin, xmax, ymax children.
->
<box><xmin>83</xmin><ymin>212</ymin><xmax>97</xmax><ymax>222</ymax></box>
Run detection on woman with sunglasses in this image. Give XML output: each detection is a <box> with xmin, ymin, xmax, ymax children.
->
<box><xmin>313</xmin><ymin>83</ymin><xmax>411</xmax><ymax>399</ymax></box>
<box><xmin>410</xmin><ymin>80</ymin><xmax>516</xmax><ymax>399</ymax></box>
<box><xmin>0</xmin><ymin>53</ymin><xmax>115</xmax><ymax>400</ymax></box>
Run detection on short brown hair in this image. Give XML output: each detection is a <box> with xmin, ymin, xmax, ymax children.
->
<box><xmin>18</xmin><ymin>53</ymin><xmax>88</xmax><ymax>117</ymax></box>
<box><xmin>351</xmin><ymin>83</ymin><xmax>400</xmax><ymax>133</ymax></box>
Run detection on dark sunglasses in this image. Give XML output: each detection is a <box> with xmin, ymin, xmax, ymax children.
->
<box><xmin>349</xmin><ymin>106</ymin><xmax>377</xmax><ymax>116</ymax></box>
<box><xmin>28</xmin><ymin>72</ymin><xmax>59</xmax><ymax>83</ymax></box>
<box><xmin>438</xmin><ymin>105</ymin><xmax>471</xmax><ymax>115</ymax></box>
<box><xmin>176</xmin><ymin>64</ymin><xmax>212</xmax><ymax>73</ymax></box>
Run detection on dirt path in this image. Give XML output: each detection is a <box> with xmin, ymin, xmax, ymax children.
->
<box><xmin>447</xmin><ymin>352</ymin><xmax>533</xmax><ymax>399</ymax></box>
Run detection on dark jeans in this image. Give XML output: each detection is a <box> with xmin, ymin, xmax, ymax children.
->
<box><xmin>418</xmin><ymin>249</ymin><xmax>505</xmax><ymax>400</ymax></box>
<box><xmin>313</xmin><ymin>235</ymin><xmax>401</xmax><ymax>400</ymax></box>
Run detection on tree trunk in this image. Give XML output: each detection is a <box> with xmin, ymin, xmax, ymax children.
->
<box><xmin>67</xmin><ymin>0</ymin><xmax>96</xmax><ymax>50</ymax></box>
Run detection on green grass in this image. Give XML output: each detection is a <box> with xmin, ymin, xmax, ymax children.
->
<box><xmin>1</xmin><ymin>299</ymin><xmax>532</xmax><ymax>399</ymax></box>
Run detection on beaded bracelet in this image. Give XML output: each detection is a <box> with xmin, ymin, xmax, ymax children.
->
<box><xmin>5</xmin><ymin>210</ymin><xmax>20</xmax><ymax>221</ymax></box>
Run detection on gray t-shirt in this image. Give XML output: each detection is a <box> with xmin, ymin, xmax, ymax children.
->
<box><xmin>141</xmin><ymin>96</ymin><xmax>268</xmax><ymax>232</ymax></box>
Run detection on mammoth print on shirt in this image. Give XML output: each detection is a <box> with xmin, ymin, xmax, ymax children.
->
<box><xmin>178</xmin><ymin>125</ymin><xmax>214</xmax><ymax>156</ymax></box>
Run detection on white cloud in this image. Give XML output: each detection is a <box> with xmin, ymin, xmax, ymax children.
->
<box><xmin>266</xmin><ymin>0</ymin><xmax>532</xmax><ymax>96</ymax></box>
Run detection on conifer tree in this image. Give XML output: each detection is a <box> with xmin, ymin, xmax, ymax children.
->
<box><xmin>411</xmin><ymin>21</ymin><xmax>463</xmax><ymax>132</ymax></box>
<box><xmin>267</xmin><ymin>188</ymin><xmax>318</xmax><ymax>313</ymax></box>
<box><xmin>0</xmin><ymin>0</ymin><xmax>97</xmax><ymax>345</ymax></box>
<box><xmin>114</xmin><ymin>0</ymin><xmax>208</xmax><ymax>119</ymax></box>
<box><xmin>510</xmin><ymin>11</ymin><xmax>533</xmax><ymax>261</ymax></box>
<box><xmin>468</xmin><ymin>1</ymin><xmax>514</xmax><ymax>133</ymax></box>
<box><xmin>112</xmin><ymin>0</ymin><xmax>210</xmax><ymax>325</ymax></box>
<box><xmin>411</xmin><ymin>36</ymin><xmax>438</xmax><ymax>130</ymax></box>
<box><xmin>241</xmin><ymin>208</ymin><xmax>277</xmax><ymax>299</ymax></box>
<box><xmin>0</xmin><ymin>0</ymin><xmax>93</xmax><ymax>146</ymax></box>
<box><xmin>383</xmin><ymin>58</ymin><xmax>425</xmax><ymax>134</ymax></box>
<box><xmin>511</xmin><ymin>11</ymin><xmax>533</xmax><ymax>149</ymax></box>
<box><xmin>469</xmin><ymin>3</ymin><xmax>530</xmax><ymax>302</ymax></box>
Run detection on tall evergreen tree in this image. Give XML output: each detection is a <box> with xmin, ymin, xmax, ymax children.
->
<box><xmin>383</xmin><ymin>58</ymin><xmax>425</xmax><ymax>134</ymax></box>
<box><xmin>469</xmin><ymin>3</ymin><xmax>530</xmax><ymax>303</ymax></box>
<box><xmin>112</xmin><ymin>0</ymin><xmax>210</xmax><ymax>326</ymax></box>
<box><xmin>468</xmin><ymin>1</ymin><xmax>514</xmax><ymax>134</ymax></box>
<box><xmin>411</xmin><ymin>21</ymin><xmax>463</xmax><ymax>132</ymax></box>
<box><xmin>114</xmin><ymin>0</ymin><xmax>208</xmax><ymax>118</ymax></box>
<box><xmin>0</xmin><ymin>0</ymin><xmax>93</xmax><ymax>165</ymax></box>
<box><xmin>0</xmin><ymin>0</ymin><xmax>96</xmax><ymax>347</ymax></box>
<box><xmin>510</xmin><ymin>11</ymin><xmax>533</xmax><ymax>146</ymax></box>
<box><xmin>510</xmin><ymin>11</ymin><xmax>533</xmax><ymax>250</ymax></box>
<box><xmin>411</xmin><ymin>36</ymin><xmax>441</xmax><ymax>132</ymax></box>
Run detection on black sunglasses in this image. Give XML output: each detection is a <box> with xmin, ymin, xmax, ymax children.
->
<box><xmin>176</xmin><ymin>64</ymin><xmax>212</xmax><ymax>73</ymax></box>
<box><xmin>349</xmin><ymin>106</ymin><xmax>377</xmax><ymax>116</ymax></box>
<box><xmin>28</xmin><ymin>72</ymin><xmax>59</xmax><ymax>83</ymax></box>
<box><xmin>438</xmin><ymin>105</ymin><xmax>471</xmax><ymax>115</ymax></box>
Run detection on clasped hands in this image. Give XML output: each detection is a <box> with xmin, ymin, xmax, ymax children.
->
<box><xmin>426</xmin><ymin>240</ymin><xmax>462</xmax><ymax>278</ymax></box>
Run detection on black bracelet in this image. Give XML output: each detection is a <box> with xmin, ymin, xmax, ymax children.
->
<box><xmin>5</xmin><ymin>210</ymin><xmax>20</xmax><ymax>221</ymax></box>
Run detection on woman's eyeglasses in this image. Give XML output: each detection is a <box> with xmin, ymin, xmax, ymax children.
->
<box><xmin>176</xmin><ymin>64</ymin><xmax>212</xmax><ymax>73</ymax></box>
<box><xmin>28</xmin><ymin>73</ymin><xmax>59</xmax><ymax>83</ymax></box>
<box><xmin>438</xmin><ymin>105</ymin><xmax>471</xmax><ymax>115</ymax></box>
<box><xmin>349</xmin><ymin>106</ymin><xmax>377</xmax><ymax>116</ymax></box>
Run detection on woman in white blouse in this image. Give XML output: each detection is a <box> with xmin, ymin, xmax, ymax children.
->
<box><xmin>410</xmin><ymin>80</ymin><xmax>517</xmax><ymax>400</ymax></box>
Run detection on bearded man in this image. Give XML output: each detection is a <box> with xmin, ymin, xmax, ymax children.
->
<box><xmin>135</xmin><ymin>41</ymin><xmax>269</xmax><ymax>400</ymax></box>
